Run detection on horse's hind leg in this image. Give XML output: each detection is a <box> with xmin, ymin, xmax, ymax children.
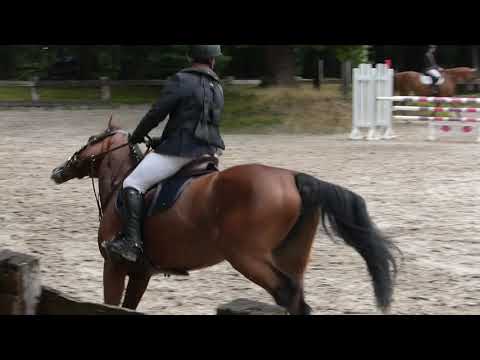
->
<box><xmin>273</xmin><ymin>208</ymin><xmax>320</xmax><ymax>315</ymax></box>
<box><xmin>103</xmin><ymin>260</ymin><xmax>127</xmax><ymax>306</ymax></box>
<box><xmin>122</xmin><ymin>272</ymin><xmax>151</xmax><ymax>310</ymax></box>
<box><xmin>227</xmin><ymin>253</ymin><xmax>309</xmax><ymax>315</ymax></box>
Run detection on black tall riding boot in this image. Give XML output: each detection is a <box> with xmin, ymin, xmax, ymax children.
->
<box><xmin>106</xmin><ymin>187</ymin><xmax>145</xmax><ymax>263</ymax></box>
<box><xmin>432</xmin><ymin>77</ymin><xmax>439</xmax><ymax>95</ymax></box>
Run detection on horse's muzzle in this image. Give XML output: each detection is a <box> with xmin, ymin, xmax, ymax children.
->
<box><xmin>51</xmin><ymin>166</ymin><xmax>67</xmax><ymax>184</ymax></box>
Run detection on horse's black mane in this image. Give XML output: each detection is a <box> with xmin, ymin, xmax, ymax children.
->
<box><xmin>84</xmin><ymin>127</ymin><xmax>145</xmax><ymax>165</ymax></box>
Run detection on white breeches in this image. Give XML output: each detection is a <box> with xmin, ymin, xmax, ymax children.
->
<box><xmin>123</xmin><ymin>152</ymin><xmax>195</xmax><ymax>194</ymax></box>
<box><xmin>426</xmin><ymin>69</ymin><xmax>441</xmax><ymax>78</ymax></box>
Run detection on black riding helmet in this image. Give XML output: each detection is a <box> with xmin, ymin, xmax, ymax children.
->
<box><xmin>190</xmin><ymin>45</ymin><xmax>222</xmax><ymax>60</ymax></box>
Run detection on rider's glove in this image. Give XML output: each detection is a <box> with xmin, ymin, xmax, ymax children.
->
<box><xmin>129</xmin><ymin>132</ymin><xmax>144</xmax><ymax>145</ymax></box>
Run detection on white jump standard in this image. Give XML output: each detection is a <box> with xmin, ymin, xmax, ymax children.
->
<box><xmin>350</xmin><ymin>64</ymin><xmax>395</xmax><ymax>141</ymax></box>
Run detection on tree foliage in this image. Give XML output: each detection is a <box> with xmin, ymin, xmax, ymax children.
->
<box><xmin>0</xmin><ymin>45</ymin><xmax>367</xmax><ymax>82</ymax></box>
<box><xmin>334</xmin><ymin>45</ymin><xmax>370</xmax><ymax>66</ymax></box>
<box><xmin>2</xmin><ymin>45</ymin><xmax>473</xmax><ymax>84</ymax></box>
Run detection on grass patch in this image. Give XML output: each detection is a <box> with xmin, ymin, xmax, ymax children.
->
<box><xmin>0</xmin><ymin>86</ymin><xmax>161</xmax><ymax>104</ymax></box>
<box><xmin>0</xmin><ymin>87</ymin><xmax>31</xmax><ymax>101</ymax></box>
<box><xmin>111</xmin><ymin>86</ymin><xmax>160</xmax><ymax>104</ymax></box>
<box><xmin>40</xmin><ymin>87</ymin><xmax>100</xmax><ymax>101</ymax></box>
<box><xmin>221</xmin><ymin>86</ymin><xmax>283</xmax><ymax>131</ymax></box>
<box><xmin>221</xmin><ymin>84</ymin><xmax>351</xmax><ymax>134</ymax></box>
<box><xmin>0</xmin><ymin>83</ymin><xmax>352</xmax><ymax>134</ymax></box>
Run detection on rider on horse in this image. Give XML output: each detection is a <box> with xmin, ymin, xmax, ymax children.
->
<box><xmin>424</xmin><ymin>45</ymin><xmax>444</xmax><ymax>94</ymax></box>
<box><xmin>105</xmin><ymin>45</ymin><xmax>225</xmax><ymax>264</ymax></box>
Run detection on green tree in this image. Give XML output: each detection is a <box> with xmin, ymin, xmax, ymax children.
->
<box><xmin>226</xmin><ymin>45</ymin><xmax>371</xmax><ymax>86</ymax></box>
<box><xmin>333</xmin><ymin>45</ymin><xmax>370</xmax><ymax>67</ymax></box>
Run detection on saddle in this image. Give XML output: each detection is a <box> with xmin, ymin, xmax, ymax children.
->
<box><xmin>420</xmin><ymin>74</ymin><xmax>445</xmax><ymax>86</ymax></box>
<box><xmin>116</xmin><ymin>155</ymin><xmax>219</xmax><ymax>219</ymax></box>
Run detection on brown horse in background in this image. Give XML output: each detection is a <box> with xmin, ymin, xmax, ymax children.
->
<box><xmin>51</xmin><ymin>117</ymin><xmax>398</xmax><ymax>315</ymax></box>
<box><xmin>395</xmin><ymin>67</ymin><xmax>478</xmax><ymax>97</ymax></box>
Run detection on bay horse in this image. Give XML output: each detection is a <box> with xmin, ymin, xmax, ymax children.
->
<box><xmin>51</xmin><ymin>117</ymin><xmax>398</xmax><ymax>315</ymax></box>
<box><xmin>394</xmin><ymin>67</ymin><xmax>478</xmax><ymax>97</ymax></box>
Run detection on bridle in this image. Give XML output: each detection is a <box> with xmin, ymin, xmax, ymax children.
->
<box><xmin>66</xmin><ymin>128</ymin><xmax>148</xmax><ymax>222</ymax></box>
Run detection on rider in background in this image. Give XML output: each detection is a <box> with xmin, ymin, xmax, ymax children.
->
<box><xmin>105</xmin><ymin>45</ymin><xmax>225</xmax><ymax>264</ymax></box>
<box><xmin>424</xmin><ymin>45</ymin><xmax>444</xmax><ymax>94</ymax></box>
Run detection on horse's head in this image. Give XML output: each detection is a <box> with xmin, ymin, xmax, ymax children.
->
<box><xmin>444</xmin><ymin>67</ymin><xmax>479</xmax><ymax>82</ymax></box>
<box><xmin>51</xmin><ymin>116</ymin><xmax>131</xmax><ymax>185</ymax></box>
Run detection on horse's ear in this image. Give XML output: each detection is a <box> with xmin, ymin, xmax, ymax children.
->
<box><xmin>107</xmin><ymin>115</ymin><xmax>121</xmax><ymax>130</ymax></box>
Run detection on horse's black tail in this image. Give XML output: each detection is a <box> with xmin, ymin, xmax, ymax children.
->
<box><xmin>295</xmin><ymin>173</ymin><xmax>398</xmax><ymax>313</ymax></box>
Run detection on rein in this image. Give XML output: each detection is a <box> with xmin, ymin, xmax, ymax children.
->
<box><xmin>85</xmin><ymin>131</ymin><xmax>150</xmax><ymax>222</ymax></box>
<box><xmin>91</xmin><ymin>165</ymin><xmax>103</xmax><ymax>222</ymax></box>
<box><xmin>87</xmin><ymin>130</ymin><xmax>130</xmax><ymax>222</ymax></box>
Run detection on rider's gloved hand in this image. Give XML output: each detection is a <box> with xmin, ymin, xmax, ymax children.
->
<box><xmin>129</xmin><ymin>132</ymin><xmax>144</xmax><ymax>145</ymax></box>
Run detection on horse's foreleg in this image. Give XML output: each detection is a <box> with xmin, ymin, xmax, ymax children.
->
<box><xmin>122</xmin><ymin>272</ymin><xmax>151</xmax><ymax>310</ymax></box>
<box><xmin>103</xmin><ymin>260</ymin><xmax>127</xmax><ymax>306</ymax></box>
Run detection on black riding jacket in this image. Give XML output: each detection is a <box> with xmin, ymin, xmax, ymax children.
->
<box><xmin>131</xmin><ymin>66</ymin><xmax>225</xmax><ymax>157</ymax></box>
<box><xmin>424</xmin><ymin>51</ymin><xmax>439</xmax><ymax>72</ymax></box>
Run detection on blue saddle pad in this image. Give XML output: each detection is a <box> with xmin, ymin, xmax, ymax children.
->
<box><xmin>116</xmin><ymin>163</ymin><xmax>218</xmax><ymax>219</ymax></box>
